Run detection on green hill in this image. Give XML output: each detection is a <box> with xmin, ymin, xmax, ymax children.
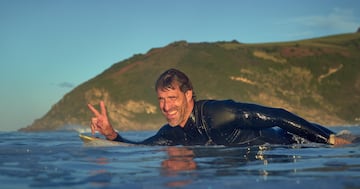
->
<box><xmin>20</xmin><ymin>33</ymin><xmax>360</xmax><ymax>132</ymax></box>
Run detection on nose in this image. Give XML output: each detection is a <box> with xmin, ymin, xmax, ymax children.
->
<box><xmin>163</xmin><ymin>99</ymin><xmax>172</xmax><ymax>112</ymax></box>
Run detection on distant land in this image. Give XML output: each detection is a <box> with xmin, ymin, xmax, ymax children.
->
<box><xmin>20</xmin><ymin>32</ymin><xmax>360</xmax><ymax>132</ymax></box>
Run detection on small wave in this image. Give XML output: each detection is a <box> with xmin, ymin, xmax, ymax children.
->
<box><xmin>57</xmin><ymin>125</ymin><xmax>91</xmax><ymax>133</ymax></box>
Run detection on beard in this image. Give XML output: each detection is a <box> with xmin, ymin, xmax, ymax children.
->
<box><xmin>165</xmin><ymin>101</ymin><xmax>188</xmax><ymax>127</ymax></box>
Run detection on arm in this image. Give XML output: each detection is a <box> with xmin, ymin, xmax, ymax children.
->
<box><xmin>238</xmin><ymin>102</ymin><xmax>352</xmax><ymax>144</ymax></box>
<box><xmin>207</xmin><ymin>100</ymin><xmax>348</xmax><ymax>144</ymax></box>
<box><xmin>112</xmin><ymin>125</ymin><xmax>186</xmax><ymax>146</ymax></box>
<box><xmin>88</xmin><ymin>101</ymin><xmax>183</xmax><ymax>145</ymax></box>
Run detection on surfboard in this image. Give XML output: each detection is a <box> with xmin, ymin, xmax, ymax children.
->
<box><xmin>79</xmin><ymin>134</ymin><xmax>135</xmax><ymax>147</ymax></box>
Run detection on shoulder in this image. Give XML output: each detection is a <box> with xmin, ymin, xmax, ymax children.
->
<box><xmin>196</xmin><ymin>99</ymin><xmax>239</xmax><ymax>110</ymax></box>
<box><xmin>195</xmin><ymin>99</ymin><xmax>240</xmax><ymax>119</ymax></box>
<box><xmin>195</xmin><ymin>100</ymin><xmax>240</xmax><ymax>128</ymax></box>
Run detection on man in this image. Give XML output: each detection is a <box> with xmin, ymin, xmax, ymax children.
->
<box><xmin>88</xmin><ymin>68</ymin><xmax>351</xmax><ymax>146</ymax></box>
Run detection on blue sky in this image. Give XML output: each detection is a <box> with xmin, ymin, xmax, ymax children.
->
<box><xmin>0</xmin><ymin>0</ymin><xmax>359</xmax><ymax>131</ymax></box>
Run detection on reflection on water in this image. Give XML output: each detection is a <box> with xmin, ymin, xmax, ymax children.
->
<box><xmin>162</xmin><ymin>147</ymin><xmax>196</xmax><ymax>172</ymax></box>
<box><xmin>0</xmin><ymin>129</ymin><xmax>359</xmax><ymax>189</ymax></box>
<box><xmin>161</xmin><ymin>147</ymin><xmax>197</xmax><ymax>187</ymax></box>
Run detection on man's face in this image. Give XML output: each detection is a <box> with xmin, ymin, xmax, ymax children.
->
<box><xmin>157</xmin><ymin>84</ymin><xmax>193</xmax><ymax>127</ymax></box>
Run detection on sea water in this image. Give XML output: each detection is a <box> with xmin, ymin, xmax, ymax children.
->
<box><xmin>0</xmin><ymin>126</ymin><xmax>359</xmax><ymax>189</ymax></box>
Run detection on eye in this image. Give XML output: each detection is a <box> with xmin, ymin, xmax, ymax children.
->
<box><xmin>169</xmin><ymin>96</ymin><xmax>177</xmax><ymax>101</ymax></box>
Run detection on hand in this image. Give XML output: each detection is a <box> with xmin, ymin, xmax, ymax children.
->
<box><xmin>328</xmin><ymin>134</ymin><xmax>352</xmax><ymax>145</ymax></box>
<box><xmin>333</xmin><ymin>136</ymin><xmax>352</xmax><ymax>145</ymax></box>
<box><xmin>87</xmin><ymin>101</ymin><xmax>118</xmax><ymax>140</ymax></box>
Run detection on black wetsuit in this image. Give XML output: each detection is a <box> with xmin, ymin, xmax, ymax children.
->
<box><xmin>113</xmin><ymin>100</ymin><xmax>334</xmax><ymax>146</ymax></box>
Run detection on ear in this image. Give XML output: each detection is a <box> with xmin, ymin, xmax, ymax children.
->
<box><xmin>185</xmin><ymin>90</ymin><xmax>193</xmax><ymax>102</ymax></box>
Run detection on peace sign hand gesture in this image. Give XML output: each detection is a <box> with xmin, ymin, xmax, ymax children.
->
<box><xmin>87</xmin><ymin>101</ymin><xmax>118</xmax><ymax>140</ymax></box>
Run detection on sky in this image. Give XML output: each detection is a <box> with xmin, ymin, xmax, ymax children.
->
<box><xmin>0</xmin><ymin>0</ymin><xmax>359</xmax><ymax>131</ymax></box>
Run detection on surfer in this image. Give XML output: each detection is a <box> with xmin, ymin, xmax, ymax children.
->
<box><xmin>88</xmin><ymin>68</ymin><xmax>352</xmax><ymax>146</ymax></box>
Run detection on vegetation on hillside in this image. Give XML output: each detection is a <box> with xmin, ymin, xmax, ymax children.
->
<box><xmin>21</xmin><ymin>33</ymin><xmax>360</xmax><ymax>132</ymax></box>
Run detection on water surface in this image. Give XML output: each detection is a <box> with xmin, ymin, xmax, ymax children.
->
<box><xmin>0</xmin><ymin>126</ymin><xmax>359</xmax><ymax>189</ymax></box>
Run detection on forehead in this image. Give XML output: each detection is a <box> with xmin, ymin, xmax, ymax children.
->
<box><xmin>157</xmin><ymin>84</ymin><xmax>182</xmax><ymax>96</ymax></box>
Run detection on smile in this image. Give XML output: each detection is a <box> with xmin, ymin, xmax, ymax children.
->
<box><xmin>166</xmin><ymin>110</ymin><xmax>177</xmax><ymax>118</ymax></box>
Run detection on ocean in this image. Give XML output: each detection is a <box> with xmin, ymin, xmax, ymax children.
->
<box><xmin>0</xmin><ymin>126</ymin><xmax>359</xmax><ymax>189</ymax></box>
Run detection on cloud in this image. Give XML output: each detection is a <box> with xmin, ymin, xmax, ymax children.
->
<box><xmin>297</xmin><ymin>8</ymin><xmax>359</xmax><ymax>31</ymax></box>
<box><xmin>282</xmin><ymin>8</ymin><xmax>359</xmax><ymax>39</ymax></box>
<box><xmin>57</xmin><ymin>82</ymin><xmax>75</xmax><ymax>89</ymax></box>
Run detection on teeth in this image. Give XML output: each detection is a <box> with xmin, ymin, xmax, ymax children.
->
<box><xmin>168</xmin><ymin>111</ymin><xmax>177</xmax><ymax>116</ymax></box>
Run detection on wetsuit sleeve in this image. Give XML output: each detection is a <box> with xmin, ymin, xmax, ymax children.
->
<box><xmin>112</xmin><ymin>125</ymin><xmax>186</xmax><ymax>146</ymax></box>
<box><xmin>205</xmin><ymin>100</ymin><xmax>334</xmax><ymax>144</ymax></box>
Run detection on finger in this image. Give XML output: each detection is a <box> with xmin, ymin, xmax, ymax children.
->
<box><xmin>91</xmin><ymin>123</ymin><xmax>95</xmax><ymax>135</ymax></box>
<box><xmin>91</xmin><ymin>118</ymin><xmax>97</xmax><ymax>135</ymax></box>
<box><xmin>87</xmin><ymin>103</ymin><xmax>100</xmax><ymax>117</ymax></box>
<box><xmin>100</xmin><ymin>101</ymin><xmax>107</xmax><ymax>117</ymax></box>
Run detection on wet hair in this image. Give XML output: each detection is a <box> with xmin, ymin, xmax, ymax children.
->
<box><xmin>155</xmin><ymin>68</ymin><xmax>196</xmax><ymax>100</ymax></box>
